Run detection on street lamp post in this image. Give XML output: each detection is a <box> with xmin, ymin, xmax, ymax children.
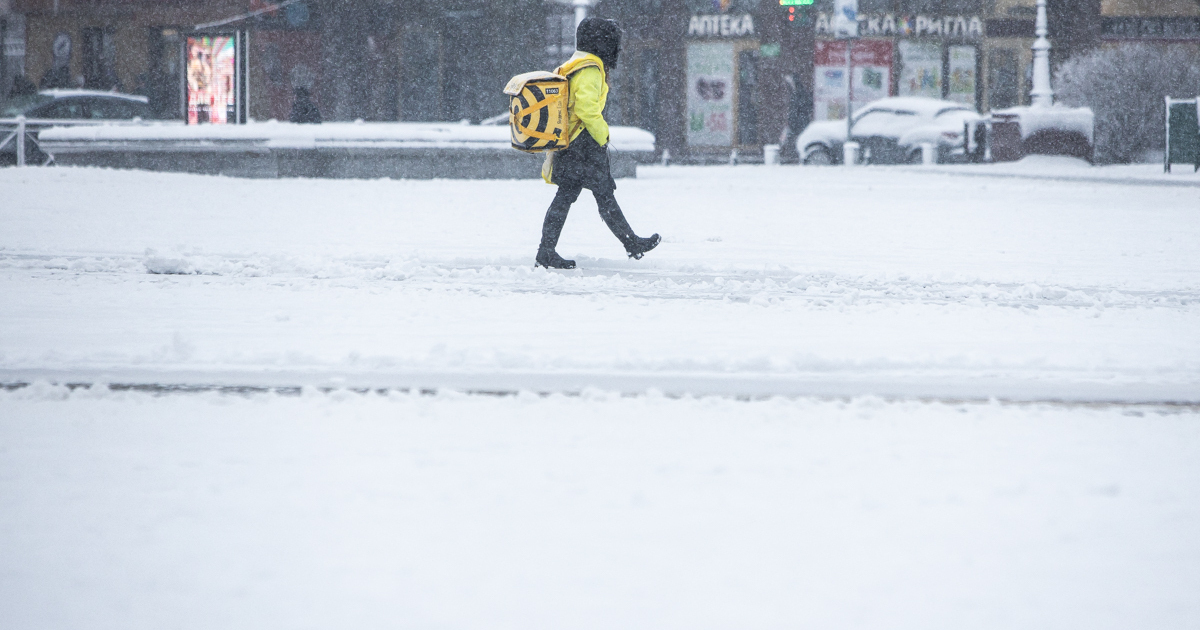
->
<box><xmin>573</xmin><ymin>0</ymin><xmax>593</xmax><ymax>27</ymax></box>
<box><xmin>1030</xmin><ymin>0</ymin><xmax>1054</xmax><ymax>107</ymax></box>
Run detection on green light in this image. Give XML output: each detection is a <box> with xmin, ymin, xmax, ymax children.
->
<box><xmin>779</xmin><ymin>0</ymin><xmax>813</xmax><ymax>5</ymax></box>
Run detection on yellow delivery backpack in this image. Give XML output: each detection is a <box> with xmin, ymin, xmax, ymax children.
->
<box><xmin>504</xmin><ymin>71</ymin><xmax>570</xmax><ymax>153</ymax></box>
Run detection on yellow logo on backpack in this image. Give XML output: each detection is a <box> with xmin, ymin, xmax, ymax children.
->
<box><xmin>504</xmin><ymin>71</ymin><xmax>570</xmax><ymax>154</ymax></box>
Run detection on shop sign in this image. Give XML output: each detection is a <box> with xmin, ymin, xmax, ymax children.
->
<box><xmin>816</xmin><ymin>13</ymin><xmax>984</xmax><ymax>39</ymax></box>
<box><xmin>688</xmin><ymin>14</ymin><xmax>755</xmax><ymax>38</ymax></box>
<box><xmin>1101</xmin><ymin>17</ymin><xmax>1200</xmax><ymax>40</ymax></box>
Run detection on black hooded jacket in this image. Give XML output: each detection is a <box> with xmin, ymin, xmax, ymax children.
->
<box><xmin>575</xmin><ymin>17</ymin><xmax>621</xmax><ymax>71</ymax></box>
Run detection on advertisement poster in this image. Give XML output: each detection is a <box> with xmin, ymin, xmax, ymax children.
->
<box><xmin>186</xmin><ymin>35</ymin><xmax>236</xmax><ymax>124</ymax></box>
<box><xmin>898</xmin><ymin>40</ymin><xmax>941</xmax><ymax>99</ymax></box>
<box><xmin>947</xmin><ymin>45</ymin><xmax>977</xmax><ymax>107</ymax></box>
<box><xmin>813</xmin><ymin>40</ymin><xmax>893</xmax><ymax>121</ymax></box>
<box><xmin>687</xmin><ymin>42</ymin><xmax>734</xmax><ymax>147</ymax></box>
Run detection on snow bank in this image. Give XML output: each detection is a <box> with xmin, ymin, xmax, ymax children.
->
<box><xmin>36</xmin><ymin>120</ymin><xmax>658</xmax><ymax>153</ymax></box>
<box><xmin>915</xmin><ymin>154</ymin><xmax>1200</xmax><ymax>186</ymax></box>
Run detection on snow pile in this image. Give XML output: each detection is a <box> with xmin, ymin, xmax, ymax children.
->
<box><xmin>995</xmin><ymin>105</ymin><xmax>1095</xmax><ymax>143</ymax></box>
<box><xmin>917</xmin><ymin>155</ymin><xmax>1200</xmax><ymax>185</ymax></box>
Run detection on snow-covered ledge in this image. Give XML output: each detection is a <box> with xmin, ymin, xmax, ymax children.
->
<box><xmin>36</xmin><ymin>120</ymin><xmax>657</xmax><ymax>179</ymax></box>
<box><xmin>39</xmin><ymin>120</ymin><xmax>656</xmax><ymax>153</ymax></box>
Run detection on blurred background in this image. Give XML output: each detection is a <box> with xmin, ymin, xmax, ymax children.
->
<box><xmin>0</xmin><ymin>0</ymin><xmax>1197</xmax><ymax>162</ymax></box>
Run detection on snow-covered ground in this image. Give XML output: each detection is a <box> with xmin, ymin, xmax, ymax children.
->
<box><xmin>1</xmin><ymin>161</ymin><xmax>1197</xmax><ymax>400</ymax></box>
<box><xmin>2</xmin><ymin>387</ymin><xmax>1198</xmax><ymax>629</ymax></box>
<box><xmin>2</xmin><ymin>162</ymin><xmax>1199</xmax><ymax>628</ymax></box>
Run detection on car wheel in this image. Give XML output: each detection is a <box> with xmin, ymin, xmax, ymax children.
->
<box><xmin>803</xmin><ymin>146</ymin><xmax>833</xmax><ymax>165</ymax></box>
<box><xmin>906</xmin><ymin>149</ymin><xmax>923</xmax><ymax>164</ymax></box>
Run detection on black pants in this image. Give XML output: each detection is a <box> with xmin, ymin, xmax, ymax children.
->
<box><xmin>539</xmin><ymin>130</ymin><xmax>636</xmax><ymax>253</ymax></box>
<box><xmin>539</xmin><ymin>184</ymin><xmax>637</xmax><ymax>253</ymax></box>
<box><xmin>551</xmin><ymin>129</ymin><xmax>616</xmax><ymax>194</ymax></box>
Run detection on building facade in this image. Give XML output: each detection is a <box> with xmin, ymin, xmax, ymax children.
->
<box><xmin>6</xmin><ymin>0</ymin><xmax>544</xmax><ymax>123</ymax></box>
<box><xmin>3</xmin><ymin>0</ymin><xmax>1196</xmax><ymax>159</ymax></box>
<box><xmin>584</xmin><ymin>0</ymin><xmax>1130</xmax><ymax>160</ymax></box>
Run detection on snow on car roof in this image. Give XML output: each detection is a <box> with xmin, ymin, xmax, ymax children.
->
<box><xmin>39</xmin><ymin>89</ymin><xmax>150</xmax><ymax>104</ymax></box>
<box><xmin>860</xmin><ymin>96</ymin><xmax>974</xmax><ymax>115</ymax></box>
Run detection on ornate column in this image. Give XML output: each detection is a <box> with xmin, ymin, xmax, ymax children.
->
<box><xmin>1030</xmin><ymin>0</ymin><xmax>1054</xmax><ymax>107</ymax></box>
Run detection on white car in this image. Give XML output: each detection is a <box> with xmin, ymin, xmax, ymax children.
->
<box><xmin>796</xmin><ymin>97</ymin><xmax>983</xmax><ymax>165</ymax></box>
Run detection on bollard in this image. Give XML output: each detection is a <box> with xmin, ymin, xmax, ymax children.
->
<box><xmin>921</xmin><ymin>142</ymin><xmax>936</xmax><ymax>165</ymax></box>
<box><xmin>983</xmin><ymin>121</ymin><xmax>993</xmax><ymax>163</ymax></box>
<box><xmin>843</xmin><ymin>141</ymin><xmax>859</xmax><ymax>166</ymax></box>
<box><xmin>763</xmin><ymin>144</ymin><xmax>779</xmax><ymax>166</ymax></box>
<box><xmin>661</xmin><ymin>148</ymin><xmax>671</xmax><ymax>167</ymax></box>
<box><xmin>16</xmin><ymin>115</ymin><xmax>25</xmax><ymax>167</ymax></box>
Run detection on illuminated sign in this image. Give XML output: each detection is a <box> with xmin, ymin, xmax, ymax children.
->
<box><xmin>186</xmin><ymin>35</ymin><xmax>237</xmax><ymax>124</ymax></box>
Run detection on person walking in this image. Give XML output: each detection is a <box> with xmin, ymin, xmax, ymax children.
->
<box><xmin>535</xmin><ymin>17</ymin><xmax>659</xmax><ymax>270</ymax></box>
<box><xmin>289</xmin><ymin>87</ymin><xmax>322</xmax><ymax>124</ymax></box>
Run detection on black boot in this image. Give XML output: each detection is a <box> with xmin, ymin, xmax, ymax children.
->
<box><xmin>596</xmin><ymin>192</ymin><xmax>660</xmax><ymax>260</ymax></box>
<box><xmin>536</xmin><ymin>248</ymin><xmax>576</xmax><ymax>269</ymax></box>
<box><xmin>535</xmin><ymin>187</ymin><xmax>579</xmax><ymax>270</ymax></box>
<box><xmin>625</xmin><ymin>233</ymin><xmax>661</xmax><ymax>260</ymax></box>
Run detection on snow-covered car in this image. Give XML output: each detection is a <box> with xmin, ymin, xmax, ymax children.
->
<box><xmin>796</xmin><ymin>97</ymin><xmax>983</xmax><ymax>165</ymax></box>
<box><xmin>1</xmin><ymin>90</ymin><xmax>154</xmax><ymax>165</ymax></box>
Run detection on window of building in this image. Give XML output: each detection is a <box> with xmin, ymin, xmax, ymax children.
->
<box><xmin>987</xmin><ymin>48</ymin><xmax>1018</xmax><ymax>109</ymax></box>
<box><xmin>82</xmin><ymin>27</ymin><xmax>119</xmax><ymax>90</ymax></box>
<box><xmin>545</xmin><ymin>10</ymin><xmax>574</xmax><ymax>69</ymax></box>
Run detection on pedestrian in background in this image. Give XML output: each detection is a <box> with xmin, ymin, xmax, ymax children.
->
<box><xmin>289</xmin><ymin>87</ymin><xmax>321</xmax><ymax>124</ymax></box>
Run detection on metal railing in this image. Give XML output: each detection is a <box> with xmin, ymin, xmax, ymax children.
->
<box><xmin>0</xmin><ymin>117</ymin><xmax>128</xmax><ymax>167</ymax></box>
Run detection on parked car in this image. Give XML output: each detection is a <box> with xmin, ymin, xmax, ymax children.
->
<box><xmin>2</xmin><ymin>90</ymin><xmax>155</xmax><ymax>165</ymax></box>
<box><xmin>796</xmin><ymin>97</ymin><xmax>983</xmax><ymax>165</ymax></box>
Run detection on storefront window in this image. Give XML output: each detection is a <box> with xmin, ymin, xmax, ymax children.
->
<box><xmin>687</xmin><ymin>41</ymin><xmax>735</xmax><ymax>146</ymax></box>
<box><xmin>987</xmin><ymin>48</ymin><xmax>1019</xmax><ymax>109</ymax></box>
<box><xmin>82</xmin><ymin>27</ymin><xmax>119</xmax><ymax>91</ymax></box>
<box><xmin>737</xmin><ymin>49</ymin><xmax>758</xmax><ymax>145</ymax></box>
<box><xmin>898</xmin><ymin>40</ymin><xmax>942</xmax><ymax>98</ymax></box>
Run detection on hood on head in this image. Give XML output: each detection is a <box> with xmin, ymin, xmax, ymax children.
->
<box><xmin>576</xmin><ymin>17</ymin><xmax>622</xmax><ymax>71</ymax></box>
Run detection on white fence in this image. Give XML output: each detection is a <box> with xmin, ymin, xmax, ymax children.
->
<box><xmin>0</xmin><ymin>117</ymin><xmax>120</xmax><ymax>166</ymax></box>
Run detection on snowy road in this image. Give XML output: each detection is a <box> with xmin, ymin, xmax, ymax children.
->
<box><xmin>2</xmin><ymin>162</ymin><xmax>1198</xmax><ymax>400</ymax></box>
<box><xmin>3</xmin><ymin>387</ymin><xmax>1199</xmax><ymax>630</ymax></box>
<box><xmin>3</xmin><ymin>163</ymin><xmax>1200</xmax><ymax>629</ymax></box>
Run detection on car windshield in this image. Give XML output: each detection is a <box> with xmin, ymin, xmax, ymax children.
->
<box><xmin>935</xmin><ymin>107</ymin><xmax>973</xmax><ymax>118</ymax></box>
<box><xmin>1</xmin><ymin>95</ymin><xmax>53</xmax><ymax>117</ymax></box>
<box><xmin>852</xmin><ymin>108</ymin><xmax>892</xmax><ymax>124</ymax></box>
